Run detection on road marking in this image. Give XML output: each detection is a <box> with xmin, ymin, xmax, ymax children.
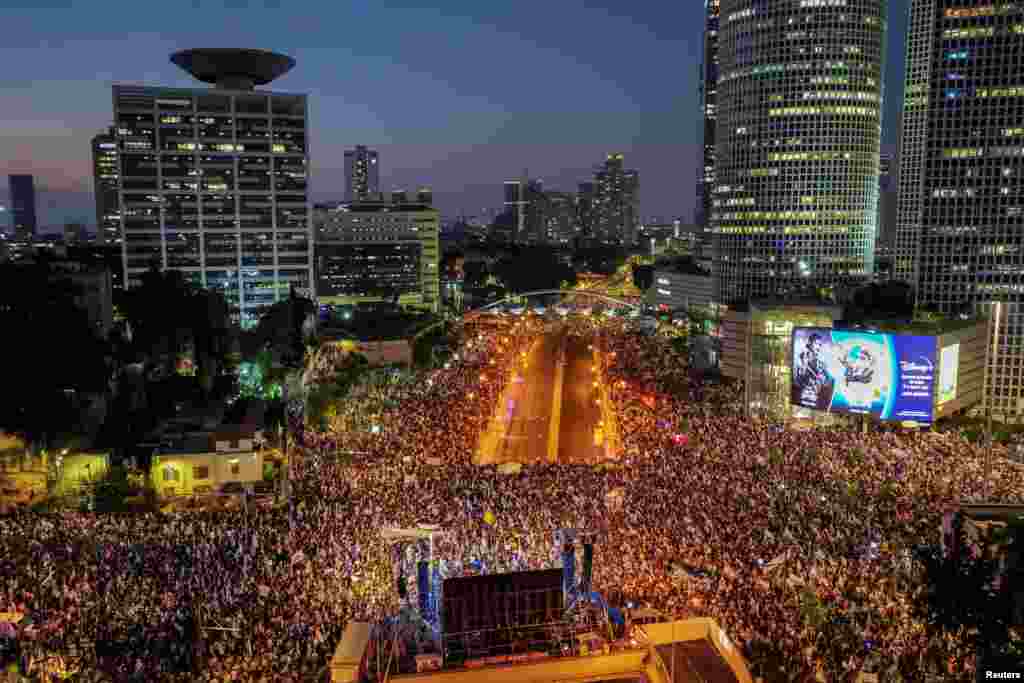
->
<box><xmin>548</xmin><ymin>339</ymin><xmax>566</xmax><ymax>463</ymax></box>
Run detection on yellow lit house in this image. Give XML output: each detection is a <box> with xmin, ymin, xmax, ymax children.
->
<box><xmin>150</xmin><ymin>430</ymin><xmax>264</xmax><ymax>498</ymax></box>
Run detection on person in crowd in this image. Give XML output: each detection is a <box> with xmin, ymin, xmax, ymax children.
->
<box><xmin>1</xmin><ymin>315</ymin><xmax>1017</xmax><ymax>681</ymax></box>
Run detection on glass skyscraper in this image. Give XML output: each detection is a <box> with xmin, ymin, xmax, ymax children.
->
<box><xmin>713</xmin><ymin>0</ymin><xmax>887</xmax><ymax>304</ymax></box>
<box><xmin>112</xmin><ymin>49</ymin><xmax>313</xmax><ymax>328</ymax></box>
<box><xmin>896</xmin><ymin>1</ymin><xmax>1024</xmax><ymax>418</ymax></box>
<box><xmin>697</xmin><ymin>0</ymin><xmax>720</xmax><ymax>246</ymax></box>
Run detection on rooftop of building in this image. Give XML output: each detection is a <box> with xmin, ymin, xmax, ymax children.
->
<box><xmin>170</xmin><ymin>48</ymin><xmax>295</xmax><ymax>89</ymax></box>
<box><xmin>653</xmin><ymin>258</ymin><xmax>711</xmax><ymax>277</ymax></box>
<box><xmin>846</xmin><ymin>316</ymin><xmax>985</xmax><ymax>336</ymax></box>
<box><xmin>142</xmin><ymin>398</ymin><xmax>267</xmax><ymax>455</ymax></box>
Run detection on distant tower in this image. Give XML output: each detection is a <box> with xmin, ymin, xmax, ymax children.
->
<box><xmin>344</xmin><ymin>146</ymin><xmax>379</xmax><ymax>202</ymax></box>
<box><xmin>697</xmin><ymin>0</ymin><xmax>720</xmax><ymax>249</ymax></box>
<box><xmin>591</xmin><ymin>154</ymin><xmax>639</xmax><ymax>246</ymax></box>
<box><xmin>113</xmin><ymin>48</ymin><xmax>312</xmax><ymax>328</ymax></box>
<box><xmin>92</xmin><ymin>127</ymin><xmax>120</xmax><ymax>245</ymax></box>
<box><xmin>8</xmin><ymin>175</ymin><xmax>37</xmax><ymax>240</ymax></box>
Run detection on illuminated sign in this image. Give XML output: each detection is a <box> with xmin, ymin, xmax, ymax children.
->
<box><xmin>656</xmin><ymin>278</ymin><xmax>671</xmax><ymax>285</ymax></box>
<box><xmin>938</xmin><ymin>343</ymin><xmax>960</xmax><ymax>404</ymax></box>
<box><xmin>791</xmin><ymin>328</ymin><xmax>936</xmax><ymax>423</ymax></box>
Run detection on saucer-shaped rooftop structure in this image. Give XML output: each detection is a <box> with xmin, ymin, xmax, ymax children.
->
<box><xmin>170</xmin><ymin>48</ymin><xmax>296</xmax><ymax>90</ymax></box>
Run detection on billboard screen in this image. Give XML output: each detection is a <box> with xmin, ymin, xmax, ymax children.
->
<box><xmin>938</xmin><ymin>343</ymin><xmax>960</xmax><ymax>405</ymax></box>
<box><xmin>791</xmin><ymin>328</ymin><xmax>936</xmax><ymax>423</ymax></box>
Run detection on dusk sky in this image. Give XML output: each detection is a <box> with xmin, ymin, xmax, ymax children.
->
<box><xmin>1</xmin><ymin>1</ymin><xmax>907</xmax><ymax>231</ymax></box>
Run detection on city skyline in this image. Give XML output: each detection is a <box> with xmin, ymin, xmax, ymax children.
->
<box><xmin>1</xmin><ymin>1</ymin><xmax>908</xmax><ymax>229</ymax></box>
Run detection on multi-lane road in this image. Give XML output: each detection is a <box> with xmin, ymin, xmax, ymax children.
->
<box><xmin>477</xmin><ymin>326</ymin><xmax>610</xmax><ymax>465</ymax></box>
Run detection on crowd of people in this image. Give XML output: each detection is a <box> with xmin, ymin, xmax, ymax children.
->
<box><xmin>1</xmin><ymin>315</ymin><xmax>1022</xmax><ymax>681</ymax></box>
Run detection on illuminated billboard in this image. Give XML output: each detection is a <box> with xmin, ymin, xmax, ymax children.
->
<box><xmin>938</xmin><ymin>343</ymin><xmax>960</xmax><ymax>405</ymax></box>
<box><xmin>791</xmin><ymin>328</ymin><xmax>936</xmax><ymax>423</ymax></box>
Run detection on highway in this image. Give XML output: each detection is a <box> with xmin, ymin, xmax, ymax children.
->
<box><xmin>477</xmin><ymin>325</ymin><xmax>607</xmax><ymax>465</ymax></box>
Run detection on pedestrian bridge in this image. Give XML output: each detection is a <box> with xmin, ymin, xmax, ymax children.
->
<box><xmin>462</xmin><ymin>289</ymin><xmax>642</xmax><ymax>318</ymax></box>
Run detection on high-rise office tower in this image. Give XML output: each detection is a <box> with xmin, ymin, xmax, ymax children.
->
<box><xmin>591</xmin><ymin>154</ymin><xmax>639</xmax><ymax>246</ymax></box>
<box><xmin>344</xmin><ymin>145</ymin><xmax>379</xmax><ymax>202</ymax></box>
<box><xmin>8</xmin><ymin>175</ymin><xmax>37</xmax><ymax>240</ymax></box>
<box><xmin>896</xmin><ymin>1</ymin><xmax>1024</xmax><ymax>417</ymax></box>
<box><xmin>713</xmin><ymin>0</ymin><xmax>886</xmax><ymax>304</ymax></box>
<box><xmin>112</xmin><ymin>48</ymin><xmax>313</xmax><ymax>328</ymax></box>
<box><xmin>92</xmin><ymin>127</ymin><xmax>121</xmax><ymax>245</ymax></box>
<box><xmin>697</xmin><ymin>0</ymin><xmax>720</xmax><ymax>248</ymax></box>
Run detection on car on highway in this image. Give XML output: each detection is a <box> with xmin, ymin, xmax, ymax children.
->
<box><xmin>554</xmin><ymin>305</ymin><xmax>571</xmax><ymax>316</ymax></box>
<box><xmin>580</xmin><ymin>306</ymin><xmax>593</xmax><ymax>316</ymax></box>
<box><xmin>532</xmin><ymin>305</ymin><xmax>547</xmax><ymax>315</ymax></box>
<box><xmin>509</xmin><ymin>306</ymin><xmax>526</xmax><ymax>316</ymax></box>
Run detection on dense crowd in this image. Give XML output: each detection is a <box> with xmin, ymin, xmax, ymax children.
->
<box><xmin>1</xmin><ymin>316</ymin><xmax>1022</xmax><ymax>681</ymax></box>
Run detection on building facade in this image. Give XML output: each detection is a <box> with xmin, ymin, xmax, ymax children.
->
<box><xmin>877</xmin><ymin>152</ymin><xmax>897</xmax><ymax>248</ymax></box>
<box><xmin>713</xmin><ymin>0</ymin><xmax>887</xmax><ymax>305</ymax></box>
<box><xmin>314</xmin><ymin>193</ymin><xmax>439</xmax><ymax>311</ymax></box>
<box><xmin>651</xmin><ymin>267</ymin><xmax>715</xmax><ymax>313</ymax></box>
<box><xmin>503</xmin><ymin>178</ymin><xmax>547</xmax><ymax>244</ymax></box>
<box><xmin>896</xmin><ymin>0</ymin><xmax>1024</xmax><ymax>418</ymax></box>
<box><xmin>697</xmin><ymin>0</ymin><xmax>721</xmax><ymax>251</ymax></box>
<box><xmin>92</xmin><ymin>128</ymin><xmax>121</xmax><ymax>245</ymax></box>
<box><xmin>8</xmin><ymin>175</ymin><xmax>37</xmax><ymax>240</ymax></box>
<box><xmin>344</xmin><ymin>145</ymin><xmax>379</xmax><ymax>202</ymax></box>
<box><xmin>591</xmin><ymin>154</ymin><xmax>640</xmax><ymax>246</ymax></box>
<box><xmin>576</xmin><ymin>181</ymin><xmax>596</xmax><ymax>238</ymax></box>
<box><xmin>543</xmin><ymin>191</ymin><xmax>578</xmax><ymax>245</ymax></box>
<box><xmin>111</xmin><ymin>51</ymin><xmax>313</xmax><ymax>328</ymax></box>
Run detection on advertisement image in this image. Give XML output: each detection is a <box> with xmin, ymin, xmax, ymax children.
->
<box><xmin>791</xmin><ymin>328</ymin><xmax>936</xmax><ymax>423</ymax></box>
<box><xmin>938</xmin><ymin>343</ymin><xmax>960</xmax><ymax>405</ymax></box>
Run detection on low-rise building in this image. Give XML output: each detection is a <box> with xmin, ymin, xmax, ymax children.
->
<box><xmin>150</xmin><ymin>430</ymin><xmax>264</xmax><ymax>498</ymax></box>
<box><xmin>650</xmin><ymin>262</ymin><xmax>715</xmax><ymax>313</ymax></box>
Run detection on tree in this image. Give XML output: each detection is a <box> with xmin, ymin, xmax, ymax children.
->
<box><xmin>914</xmin><ymin>538</ymin><xmax>1024</xmax><ymax>671</ymax></box>
<box><xmin>492</xmin><ymin>247</ymin><xmax>576</xmax><ymax>293</ymax></box>
<box><xmin>305</xmin><ymin>353</ymin><xmax>371</xmax><ymax>430</ymax></box>
<box><xmin>249</xmin><ymin>288</ymin><xmax>315</xmax><ymax>370</ymax></box>
<box><xmin>119</xmin><ymin>266</ymin><xmax>230</xmax><ymax>387</ymax></box>
<box><xmin>632</xmin><ymin>264</ymin><xmax>654</xmax><ymax>291</ymax></box>
<box><xmin>92</xmin><ymin>464</ymin><xmax>133</xmax><ymax>513</ymax></box>
<box><xmin>0</xmin><ymin>264</ymin><xmax>111</xmax><ymax>451</ymax></box>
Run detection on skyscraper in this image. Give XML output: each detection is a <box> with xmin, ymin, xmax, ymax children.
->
<box><xmin>92</xmin><ymin>127</ymin><xmax>120</xmax><ymax>245</ymax></box>
<box><xmin>896</xmin><ymin>0</ymin><xmax>1024</xmax><ymax>418</ymax></box>
<box><xmin>112</xmin><ymin>48</ymin><xmax>313</xmax><ymax>328</ymax></box>
<box><xmin>591</xmin><ymin>154</ymin><xmax>639</xmax><ymax>246</ymax></box>
<box><xmin>8</xmin><ymin>175</ymin><xmax>37</xmax><ymax>240</ymax></box>
<box><xmin>697</xmin><ymin>0</ymin><xmax>720</xmax><ymax>247</ymax></box>
<box><xmin>713</xmin><ymin>0</ymin><xmax>887</xmax><ymax>304</ymax></box>
<box><xmin>577</xmin><ymin>181</ymin><xmax>596</xmax><ymax>239</ymax></box>
<box><xmin>503</xmin><ymin>177</ymin><xmax>546</xmax><ymax>244</ymax></box>
<box><xmin>344</xmin><ymin>145</ymin><xmax>379</xmax><ymax>202</ymax></box>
